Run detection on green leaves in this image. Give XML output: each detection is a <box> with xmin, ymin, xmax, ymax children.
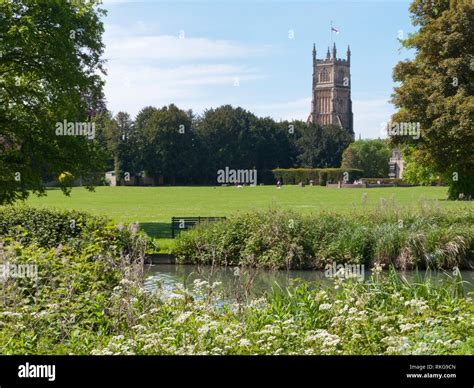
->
<box><xmin>174</xmin><ymin>208</ymin><xmax>474</xmax><ymax>270</ymax></box>
<box><xmin>297</xmin><ymin>124</ymin><xmax>353</xmax><ymax>168</ymax></box>
<box><xmin>0</xmin><ymin>0</ymin><xmax>107</xmax><ymax>204</ymax></box>
<box><xmin>392</xmin><ymin>0</ymin><xmax>474</xmax><ymax>199</ymax></box>
<box><xmin>342</xmin><ymin>139</ymin><xmax>392</xmax><ymax>178</ymax></box>
<box><xmin>0</xmin><ymin>206</ymin><xmax>471</xmax><ymax>355</ymax></box>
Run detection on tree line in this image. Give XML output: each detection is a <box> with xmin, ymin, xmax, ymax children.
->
<box><xmin>2</xmin><ymin>0</ymin><xmax>471</xmax><ymax>203</ymax></box>
<box><xmin>94</xmin><ymin>104</ymin><xmax>354</xmax><ymax>185</ymax></box>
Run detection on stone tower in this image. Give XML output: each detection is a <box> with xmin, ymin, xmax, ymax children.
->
<box><xmin>308</xmin><ymin>43</ymin><xmax>353</xmax><ymax>135</ymax></box>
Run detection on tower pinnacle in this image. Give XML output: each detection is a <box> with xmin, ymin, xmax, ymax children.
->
<box><xmin>308</xmin><ymin>43</ymin><xmax>353</xmax><ymax>135</ymax></box>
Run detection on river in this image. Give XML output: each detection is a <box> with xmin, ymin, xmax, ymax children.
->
<box><xmin>144</xmin><ymin>264</ymin><xmax>474</xmax><ymax>302</ymax></box>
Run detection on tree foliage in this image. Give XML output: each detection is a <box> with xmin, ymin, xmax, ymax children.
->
<box><xmin>391</xmin><ymin>0</ymin><xmax>474</xmax><ymax>199</ymax></box>
<box><xmin>297</xmin><ymin>124</ymin><xmax>353</xmax><ymax>168</ymax></box>
<box><xmin>0</xmin><ymin>0</ymin><xmax>107</xmax><ymax>204</ymax></box>
<box><xmin>102</xmin><ymin>104</ymin><xmax>356</xmax><ymax>185</ymax></box>
<box><xmin>398</xmin><ymin>145</ymin><xmax>438</xmax><ymax>185</ymax></box>
<box><xmin>342</xmin><ymin>139</ymin><xmax>391</xmax><ymax>178</ymax></box>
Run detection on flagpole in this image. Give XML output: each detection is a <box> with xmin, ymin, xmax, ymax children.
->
<box><xmin>330</xmin><ymin>20</ymin><xmax>333</xmax><ymax>50</ymax></box>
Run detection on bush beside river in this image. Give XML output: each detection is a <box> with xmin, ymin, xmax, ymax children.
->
<box><xmin>174</xmin><ymin>208</ymin><xmax>474</xmax><ymax>270</ymax></box>
<box><xmin>0</xmin><ymin>207</ymin><xmax>472</xmax><ymax>355</ymax></box>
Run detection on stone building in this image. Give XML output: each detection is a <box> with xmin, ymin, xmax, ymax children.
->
<box><xmin>388</xmin><ymin>148</ymin><xmax>404</xmax><ymax>179</ymax></box>
<box><xmin>308</xmin><ymin>43</ymin><xmax>354</xmax><ymax>136</ymax></box>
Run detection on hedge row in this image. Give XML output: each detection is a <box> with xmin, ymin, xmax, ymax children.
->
<box><xmin>0</xmin><ymin>206</ymin><xmax>107</xmax><ymax>248</ymax></box>
<box><xmin>361</xmin><ymin>178</ymin><xmax>404</xmax><ymax>184</ymax></box>
<box><xmin>272</xmin><ymin>168</ymin><xmax>364</xmax><ymax>185</ymax></box>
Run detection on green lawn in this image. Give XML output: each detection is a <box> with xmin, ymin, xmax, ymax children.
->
<box><xmin>23</xmin><ymin>185</ymin><xmax>463</xmax><ymax>219</ymax></box>
<box><xmin>23</xmin><ymin>185</ymin><xmax>464</xmax><ymax>218</ymax></box>
<box><xmin>20</xmin><ymin>185</ymin><xmax>469</xmax><ymax>241</ymax></box>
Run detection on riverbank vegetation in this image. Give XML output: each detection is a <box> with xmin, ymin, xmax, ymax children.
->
<box><xmin>175</xmin><ymin>207</ymin><xmax>474</xmax><ymax>270</ymax></box>
<box><xmin>0</xmin><ymin>207</ymin><xmax>472</xmax><ymax>355</ymax></box>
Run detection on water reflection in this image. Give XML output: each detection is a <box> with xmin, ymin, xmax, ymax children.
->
<box><xmin>144</xmin><ymin>264</ymin><xmax>474</xmax><ymax>302</ymax></box>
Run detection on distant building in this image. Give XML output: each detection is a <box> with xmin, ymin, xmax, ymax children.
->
<box><xmin>105</xmin><ymin>171</ymin><xmax>158</xmax><ymax>186</ymax></box>
<box><xmin>308</xmin><ymin>43</ymin><xmax>354</xmax><ymax>136</ymax></box>
<box><xmin>389</xmin><ymin>148</ymin><xmax>404</xmax><ymax>179</ymax></box>
<box><xmin>105</xmin><ymin>171</ymin><xmax>117</xmax><ymax>186</ymax></box>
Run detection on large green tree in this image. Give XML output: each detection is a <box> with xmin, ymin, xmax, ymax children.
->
<box><xmin>196</xmin><ymin>105</ymin><xmax>257</xmax><ymax>182</ymax></box>
<box><xmin>391</xmin><ymin>0</ymin><xmax>474</xmax><ymax>199</ymax></box>
<box><xmin>0</xmin><ymin>0</ymin><xmax>107</xmax><ymax>204</ymax></box>
<box><xmin>112</xmin><ymin>112</ymin><xmax>137</xmax><ymax>184</ymax></box>
<box><xmin>400</xmin><ymin>145</ymin><xmax>439</xmax><ymax>185</ymax></box>
<box><xmin>341</xmin><ymin>139</ymin><xmax>391</xmax><ymax>178</ymax></box>
<box><xmin>297</xmin><ymin>124</ymin><xmax>353</xmax><ymax>168</ymax></box>
<box><xmin>140</xmin><ymin>104</ymin><xmax>195</xmax><ymax>184</ymax></box>
<box><xmin>195</xmin><ymin>105</ymin><xmax>296</xmax><ymax>183</ymax></box>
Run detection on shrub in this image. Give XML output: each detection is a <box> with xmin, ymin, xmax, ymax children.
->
<box><xmin>324</xmin><ymin>168</ymin><xmax>364</xmax><ymax>184</ymax></box>
<box><xmin>272</xmin><ymin>168</ymin><xmax>364</xmax><ymax>185</ymax></box>
<box><xmin>0</xmin><ymin>206</ymin><xmax>152</xmax><ymax>260</ymax></box>
<box><xmin>174</xmin><ymin>208</ymin><xmax>474</xmax><ymax>270</ymax></box>
<box><xmin>0</xmin><ymin>206</ymin><xmax>107</xmax><ymax>248</ymax></box>
<box><xmin>319</xmin><ymin>171</ymin><xmax>328</xmax><ymax>186</ymax></box>
<box><xmin>0</xmin><ymin>223</ymin><xmax>147</xmax><ymax>354</ymax></box>
<box><xmin>0</xmin><ymin>208</ymin><xmax>471</xmax><ymax>355</ymax></box>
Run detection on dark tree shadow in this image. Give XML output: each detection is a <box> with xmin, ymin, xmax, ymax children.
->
<box><xmin>140</xmin><ymin>222</ymin><xmax>172</xmax><ymax>239</ymax></box>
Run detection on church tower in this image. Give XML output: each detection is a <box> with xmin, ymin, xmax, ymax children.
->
<box><xmin>308</xmin><ymin>43</ymin><xmax>353</xmax><ymax>135</ymax></box>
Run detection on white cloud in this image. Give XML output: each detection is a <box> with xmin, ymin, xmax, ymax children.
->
<box><xmin>102</xmin><ymin>23</ymin><xmax>269</xmax><ymax>117</ymax></box>
<box><xmin>104</xmin><ymin>24</ymin><xmax>269</xmax><ymax>63</ymax></box>
<box><xmin>103</xmin><ymin>22</ymin><xmax>161</xmax><ymax>39</ymax></box>
<box><xmin>353</xmin><ymin>98</ymin><xmax>395</xmax><ymax>139</ymax></box>
<box><xmin>104</xmin><ymin>64</ymin><xmax>264</xmax><ymax>116</ymax></box>
<box><xmin>251</xmin><ymin>98</ymin><xmax>311</xmax><ymax>122</ymax></box>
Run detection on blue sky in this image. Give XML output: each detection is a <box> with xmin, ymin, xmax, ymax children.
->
<box><xmin>101</xmin><ymin>0</ymin><xmax>417</xmax><ymax>139</ymax></box>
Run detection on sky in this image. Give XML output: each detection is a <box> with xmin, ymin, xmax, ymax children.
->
<box><xmin>100</xmin><ymin>0</ymin><xmax>417</xmax><ymax>139</ymax></box>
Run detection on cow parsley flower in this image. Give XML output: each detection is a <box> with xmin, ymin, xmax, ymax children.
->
<box><xmin>319</xmin><ymin>303</ymin><xmax>332</xmax><ymax>311</ymax></box>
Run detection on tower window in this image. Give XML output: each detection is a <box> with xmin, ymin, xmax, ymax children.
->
<box><xmin>319</xmin><ymin>68</ymin><xmax>329</xmax><ymax>82</ymax></box>
<box><xmin>338</xmin><ymin>70</ymin><xmax>345</xmax><ymax>83</ymax></box>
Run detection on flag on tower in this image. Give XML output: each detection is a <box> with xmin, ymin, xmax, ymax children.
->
<box><xmin>331</xmin><ymin>26</ymin><xmax>340</xmax><ymax>34</ymax></box>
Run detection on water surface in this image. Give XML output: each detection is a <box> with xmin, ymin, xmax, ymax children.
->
<box><xmin>144</xmin><ymin>264</ymin><xmax>474</xmax><ymax>302</ymax></box>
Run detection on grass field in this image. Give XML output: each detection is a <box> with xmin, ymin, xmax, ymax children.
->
<box><xmin>20</xmin><ymin>185</ymin><xmax>471</xmax><ymax>246</ymax></box>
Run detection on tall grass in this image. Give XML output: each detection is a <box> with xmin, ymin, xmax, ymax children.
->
<box><xmin>174</xmin><ymin>207</ymin><xmax>474</xmax><ymax>270</ymax></box>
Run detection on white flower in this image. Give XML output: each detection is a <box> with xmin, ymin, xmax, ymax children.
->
<box><xmin>348</xmin><ymin>307</ymin><xmax>358</xmax><ymax>315</ymax></box>
<box><xmin>132</xmin><ymin>324</ymin><xmax>146</xmax><ymax>333</ymax></box>
<box><xmin>319</xmin><ymin>303</ymin><xmax>332</xmax><ymax>311</ymax></box>
<box><xmin>371</xmin><ymin>262</ymin><xmax>385</xmax><ymax>274</ymax></box>
<box><xmin>210</xmin><ymin>281</ymin><xmax>222</xmax><ymax>290</ymax></box>
<box><xmin>239</xmin><ymin>338</ymin><xmax>251</xmax><ymax>347</ymax></box>
<box><xmin>193</xmin><ymin>279</ymin><xmax>208</xmax><ymax>291</ymax></box>
<box><xmin>399</xmin><ymin>323</ymin><xmax>421</xmax><ymax>332</ymax></box>
<box><xmin>0</xmin><ymin>312</ymin><xmax>22</xmax><ymax>318</ymax></box>
<box><xmin>174</xmin><ymin>311</ymin><xmax>192</xmax><ymax>324</ymax></box>
<box><xmin>404</xmin><ymin>299</ymin><xmax>428</xmax><ymax>312</ymax></box>
<box><xmin>305</xmin><ymin>329</ymin><xmax>340</xmax><ymax>351</ymax></box>
<box><xmin>198</xmin><ymin>325</ymin><xmax>210</xmax><ymax>335</ymax></box>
